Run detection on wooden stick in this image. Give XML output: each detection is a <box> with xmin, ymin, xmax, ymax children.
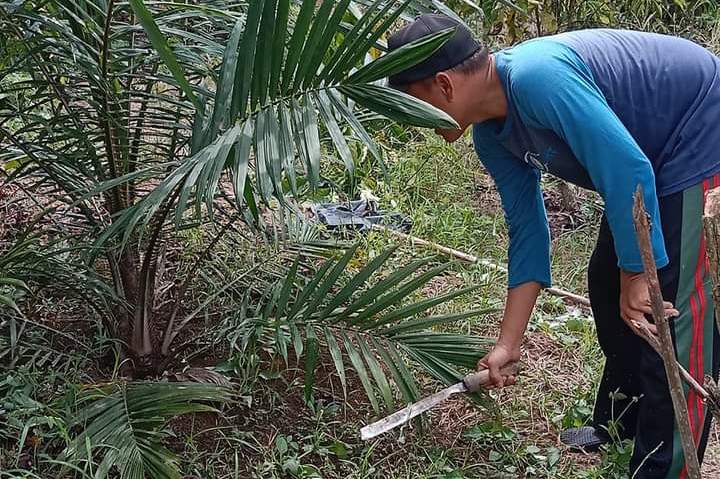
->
<box><xmin>701</xmin><ymin>187</ymin><xmax>720</xmax><ymax>420</ymax></box>
<box><xmin>373</xmin><ymin>226</ymin><xmax>591</xmax><ymax>308</ymax></box>
<box><xmin>632</xmin><ymin>319</ymin><xmax>711</xmax><ymax>402</ymax></box>
<box><xmin>703</xmin><ymin>188</ymin><xmax>720</xmax><ymax>333</ymax></box>
<box><xmin>633</xmin><ymin>186</ymin><xmax>701</xmax><ymax>478</ymax></box>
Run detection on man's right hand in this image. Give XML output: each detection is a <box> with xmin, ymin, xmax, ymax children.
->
<box><xmin>477</xmin><ymin>342</ymin><xmax>521</xmax><ymax>389</ymax></box>
<box><xmin>478</xmin><ymin>281</ymin><xmax>539</xmax><ymax>389</ymax></box>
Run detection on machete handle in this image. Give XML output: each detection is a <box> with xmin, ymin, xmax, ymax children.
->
<box><xmin>463</xmin><ymin>362</ymin><xmax>521</xmax><ymax>392</ymax></box>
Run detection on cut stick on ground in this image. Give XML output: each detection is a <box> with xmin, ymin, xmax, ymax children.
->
<box><xmin>633</xmin><ymin>186</ymin><xmax>702</xmax><ymax>479</ymax></box>
<box><xmin>372</xmin><ymin>225</ymin><xmax>591</xmax><ymax>308</ymax></box>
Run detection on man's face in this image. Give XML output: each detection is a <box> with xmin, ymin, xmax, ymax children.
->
<box><xmin>406</xmin><ymin>72</ymin><xmax>468</xmax><ymax>143</ymax></box>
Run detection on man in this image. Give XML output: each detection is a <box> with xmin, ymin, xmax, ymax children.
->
<box><xmin>386</xmin><ymin>14</ymin><xmax>720</xmax><ymax>479</ymax></box>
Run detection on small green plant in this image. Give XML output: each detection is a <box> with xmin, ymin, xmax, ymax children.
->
<box><xmin>257</xmin><ymin>428</ymin><xmax>349</xmax><ymax>479</ymax></box>
<box><xmin>554</xmin><ymin>395</ymin><xmax>593</xmax><ymax>430</ymax></box>
<box><xmin>464</xmin><ymin>421</ymin><xmax>561</xmax><ymax>477</ymax></box>
<box><xmin>578</xmin><ymin>391</ymin><xmax>640</xmax><ymax>479</ymax></box>
<box><xmin>272</xmin><ymin>434</ymin><xmax>321</xmax><ymax>478</ymax></box>
<box><xmin>420</xmin><ymin>447</ymin><xmax>471</xmax><ymax>479</ymax></box>
<box><xmin>59</xmin><ymin>382</ymin><xmax>233</xmax><ymax>479</ymax></box>
<box><xmin>0</xmin><ymin>371</ymin><xmax>64</xmax><ymax>471</ymax></box>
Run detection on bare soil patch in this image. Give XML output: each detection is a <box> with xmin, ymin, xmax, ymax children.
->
<box><xmin>473</xmin><ymin>173</ymin><xmax>590</xmax><ymax>237</ymax></box>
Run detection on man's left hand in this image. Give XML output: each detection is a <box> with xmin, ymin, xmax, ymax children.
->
<box><xmin>619</xmin><ymin>271</ymin><xmax>679</xmax><ymax>336</ymax></box>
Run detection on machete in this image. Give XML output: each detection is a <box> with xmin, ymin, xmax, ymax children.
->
<box><xmin>360</xmin><ymin>363</ymin><xmax>520</xmax><ymax>440</ymax></box>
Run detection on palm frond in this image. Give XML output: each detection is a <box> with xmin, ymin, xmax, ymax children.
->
<box><xmin>97</xmin><ymin>0</ymin><xmax>459</xmax><ymax>251</ymax></box>
<box><xmin>0</xmin><ymin>277</ymin><xmax>25</xmax><ymax>313</ymax></box>
<box><xmin>0</xmin><ymin>237</ymin><xmax>118</xmax><ymax>317</ymax></box>
<box><xmin>61</xmin><ymin>381</ymin><xmax>233</xmax><ymax>479</ymax></box>
<box><xmin>231</xmin><ymin>246</ymin><xmax>496</xmax><ymax>413</ymax></box>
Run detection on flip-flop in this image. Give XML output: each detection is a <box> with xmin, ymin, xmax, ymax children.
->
<box><xmin>559</xmin><ymin>426</ymin><xmax>610</xmax><ymax>452</ymax></box>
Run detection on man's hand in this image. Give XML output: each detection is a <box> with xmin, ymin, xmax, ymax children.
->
<box><xmin>619</xmin><ymin>271</ymin><xmax>679</xmax><ymax>335</ymax></box>
<box><xmin>477</xmin><ymin>281</ymin><xmax>540</xmax><ymax>389</ymax></box>
<box><xmin>477</xmin><ymin>342</ymin><xmax>521</xmax><ymax>389</ymax></box>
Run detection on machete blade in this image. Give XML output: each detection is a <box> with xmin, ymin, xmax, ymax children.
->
<box><xmin>360</xmin><ymin>382</ymin><xmax>467</xmax><ymax>440</ymax></box>
<box><xmin>359</xmin><ymin>364</ymin><xmax>520</xmax><ymax>441</ymax></box>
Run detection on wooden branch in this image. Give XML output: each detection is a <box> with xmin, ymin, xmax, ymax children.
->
<box><xmin>631</xmin><ymin>319</ymin><xmax>720</xmax><ymax>413</ymax></box>
<box><xmin>372</xmin><ymin>226</ymin><xmax>591</xmax><ymax>308</ymax></box>
<box><xmin>633</xmin><ymin>186</ymin><xmax>702</xmax><ymax>478</ymax></box>
<box><xmin>703</xmin><ymin>377</ymin><xmax>720</xmax><ymax>419</ymax></box>
<box><xmin>703</xmin><ymin>188</ymin><xmax>720</xmax><ymax>333</ymax></box>
<box><xmin>701</xmin><ymin>187</ymin><xmax>720</xmax><ymax>420</ymax></box>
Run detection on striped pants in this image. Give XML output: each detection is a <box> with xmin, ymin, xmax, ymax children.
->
<box><xmin>589</xmin><ymin>173</ymin><xmax>720</xmax><ymax>478</ymax></box>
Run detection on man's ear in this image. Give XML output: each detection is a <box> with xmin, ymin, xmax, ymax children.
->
<box><xmin>435</xmin><ymin>72</ymin><xmax>454</xmax><ymax>101</ymax></box>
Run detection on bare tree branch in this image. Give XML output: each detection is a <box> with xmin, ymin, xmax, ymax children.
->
<box><xmin>633</xmin><ymin>185</ymin><xmax>701</xmax><ymax>479</ymax></box>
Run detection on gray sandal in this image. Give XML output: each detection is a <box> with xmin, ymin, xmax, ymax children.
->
<box><xmin>560</xmin><ymin>426</ymin><xmax>610</xmax><ymax>452</ymax></box>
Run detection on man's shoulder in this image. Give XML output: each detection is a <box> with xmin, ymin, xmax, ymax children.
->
<box><xmin>497</xmin><ymin>39</ymin><xmax>585</xmax><ymax>99</ymax></box>
<box><xmin>499</xmin><ymin>36</ymin><xmax>582</xmax><ymax>76</ymax></box>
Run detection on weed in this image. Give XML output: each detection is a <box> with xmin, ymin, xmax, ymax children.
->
<box><xmin>554</xmin><ymin>393</ymin><xmax>594</xmax><ymax>430</ymax></box>
<box><xmin>464</xmin><ymin>421</ymin><xmax>562</xmax><ymax>477</ymax></box>
<box><xmin>577</xmin><ymin>392</ymin><xmax>641</xmax><ymax>478</ymax></box>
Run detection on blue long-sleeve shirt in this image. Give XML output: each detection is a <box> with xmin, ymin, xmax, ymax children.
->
<box><xmin>473</xmin><ymin>29</ymin><xmax>720</xmax><ymax>289</ymax></box>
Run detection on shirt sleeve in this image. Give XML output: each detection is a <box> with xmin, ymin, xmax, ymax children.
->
<box><xmin>472</xmin><ymin>123</ymin><xmax>552</xmax><ymax>289</ymax></box>
<box><xmin>509</xmin><ymin>46</ymin><xmax>668</xmax><ymax>272</ymax></box>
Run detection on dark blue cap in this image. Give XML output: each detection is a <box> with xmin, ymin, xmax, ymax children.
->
<box><xmin>387</xmin><ymin>14</ymin><xmax>481</xmax><ymax>88</ymax></box>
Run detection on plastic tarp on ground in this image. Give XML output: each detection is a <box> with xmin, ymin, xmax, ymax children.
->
<box><xmin>308</xmin><ymin>199</ymin><xmax>412</xmax><ymax>233</ymax></box>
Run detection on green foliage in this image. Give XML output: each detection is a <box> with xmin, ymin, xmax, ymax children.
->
<box><xmin>554</xmin><ymin>395</ymin><xmax>593</xmax><ymax>430</ymax></box>
<box><xmin>465</xmin><ymin>422</ymin><xmax>562</xmax><ymax>476</ymax></box>
<box><xmin>576</xmin><ymin>392</ymin><xmax>639</xmax><ymax>479</ymax></box>
<box><xmin>104</xmin><ymin>0</ymin><xmax>460</xmax><ymax>250</ymax></box>
<box><xmin>493</xmin><ymin>0</ymin><xmax>719</xmax><ymax>45</ymax></box>
<box><xmin>268</xmin><ymin>434</ymin><xmax>323</xmax><ymax>478</ymax></box>
<box><xmin>0</xmin><ymin>276</ymin><xmax>25</xmax><ymax>312</ymax></box>
<box><xmin>218</xmin><ymin>245</ymin><xmax>495</xmax><ymax>413</ymax></box>
<box><xmin>0</xmin><ymin>371</ymin><xmax>69</xmax><ymax>468</ymax></box>
<box><xmin>60</xmin><ymin>382</ymin><xmax>233</xmax><ymax>479</ymax></box>
<box><xmin>0</xmin><ymin>370</ymin><xmax>233</xmax><ymax>479</ymax></box>
<box><xmin>0</xmin><ymin>0</ymin><xmax>464</xmax><ymax>373</ymax></box>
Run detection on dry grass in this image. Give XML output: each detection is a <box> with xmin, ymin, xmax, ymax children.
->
<box><xmin>703</xmin><ymin>423</ymin><xmax>720</xmax><ymax>475</ymax></box>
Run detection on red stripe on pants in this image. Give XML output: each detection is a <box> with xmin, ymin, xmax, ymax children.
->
<box><xmin>679</xmin><ymin>178</ymin><xmax>713</xmax><ymax>479</ymax></box>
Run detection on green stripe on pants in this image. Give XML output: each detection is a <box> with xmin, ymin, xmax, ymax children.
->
<box><xmin>666</xmin><ymin>178</ymin><xmax>716</xmax><ymax>479</ymax></box>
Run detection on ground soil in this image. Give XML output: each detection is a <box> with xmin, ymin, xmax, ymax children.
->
<box><xmin>180</xmin><ymin>325</ymin><xmax>720</xmax><ymax>476</ymax></box>
<box><xmin>473</xmin><ymin>174</ymin><xmax>590</xmax><ymax>238</ymax></box>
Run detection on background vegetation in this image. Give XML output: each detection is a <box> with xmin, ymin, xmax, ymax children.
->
<box><xmin>1</xmin><ymin>0</ymin><xmax>719</xmax><ymax>478</ymax></box>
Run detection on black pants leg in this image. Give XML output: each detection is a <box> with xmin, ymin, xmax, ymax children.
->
<box><xmin>588</xmin><ymin>180</ymin><xmax>720</xmax><ymax>478</ymax></box>
<box><xmin>589</xmin><ymin>217</ymin><xmax>643</xmax><ymax>440</ymax></box>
